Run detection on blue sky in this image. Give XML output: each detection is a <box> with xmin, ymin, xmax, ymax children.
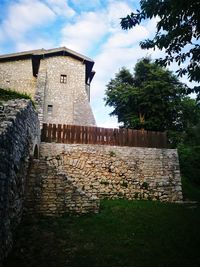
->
<box><xmin>0</xmin><ymin>0</ymin><xmax>196</xmax><ymax>127</ymax></box>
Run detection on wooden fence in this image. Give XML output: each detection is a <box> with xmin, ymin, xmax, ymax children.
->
<box><xmin>41</xmin><ymin>123</ymin><xmax>167</xmax><ymax>148</ymax></box>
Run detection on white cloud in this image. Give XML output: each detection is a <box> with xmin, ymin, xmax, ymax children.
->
<box><xmin>0</xmin><ymin>0</ymin><xmax>55</xmax><ymax>42</ymax></box>
<box><xmin>44</xmin><ymin>0</ymin><xmax>75</xmax><ymax>17</ymax></box>
<box><xmin>15</xmin><ymin>38</ymin><xmax>56</xmax><ymax>52</ymax></box>
<box><xmin>60</xmin><ymin>11</ymin><xmax>107</xmax><ymax>53</ymax></box>
<box><xmin>107</xmin><ymin>1</ymin><xmax>133</xmax><ymax>32</ymax></box>
<box><xmin>61</xmin><ymin>0</ymin><xmax>146</xmax><ymax>125</ymax></box>
<box><xmin>0</xmin><ymin>0</ymin><xmax>171</xmax><ymax>127</ymax></box>
<box><xmin>103</xmin><ymin>25</ymin><xmax>148</xmax><ymax>49</ymax></box>
<box><xmin>88</xmin><ymin>13</ymin><xmax>161</xmax><ymax>126</ymax></box>
<box><xmin>60</xmin><ymin>0</ymin><xmax>136</xmax><ymax>54</ymax></box>
<box><xmin>91</xmin><ymin>46</ymin><xmax>149</xmax><ymax>99</ymax></box>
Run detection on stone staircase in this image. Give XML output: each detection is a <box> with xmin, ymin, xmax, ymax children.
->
<box><xmin>25</xmin><ymin>159</ymin><xmax>99</xmax><ymax>216</ymax></box>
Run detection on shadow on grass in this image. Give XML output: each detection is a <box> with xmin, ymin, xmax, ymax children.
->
<box><xmin>3</xmin><ymin>200</ymin><xmax>200</xmax><ymax>267</ymax></box>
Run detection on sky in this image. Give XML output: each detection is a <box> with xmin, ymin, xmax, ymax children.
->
<box><xmin>0</xmin><ymin>0</ymin><xmax>197</xmax><ymax>128</ymax></box>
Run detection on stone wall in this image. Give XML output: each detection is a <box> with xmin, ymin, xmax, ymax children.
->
<box><xmin>40</xmin><ymin>56</ymin><xmax>96</xmax><ymax>126</ymax></box>
<box><xmin>25</xmin><ymin>143</ymin><xmax>182</xmax><ymax>216</ymax></box>
<box><xmin>0</xmin><ymin>54</ymin><xmax>96</xmax><ymax>128</ymax></box>
<box><xmin>25</xmin><ymin>158</ymin><xmax>99</xmax><ymax>216</ymax></box>
<box><xmin>34</xmin><ymin>59</ymin><xmax>47</xmax><ymax>127</ymax></box>
<box><xmin>0</xmin><ymin>59</ymin><xmax>36</xmax><ymax>98</ymax></box>
<box><xmin>0</xmin><ymin>99</ymin><xmax>40</xmax><ymax>262</ymax></box>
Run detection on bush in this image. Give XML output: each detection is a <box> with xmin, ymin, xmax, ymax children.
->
<box><xmin>178</xmin><ymin>145</ymin><xmax>200</xmax><ymax>186</ymax></box>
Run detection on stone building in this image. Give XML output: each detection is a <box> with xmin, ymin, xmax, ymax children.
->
<box><xmin>0</xmin><ymin>47</ymin><xmax>96</xmax><ymax>126</ymax></box>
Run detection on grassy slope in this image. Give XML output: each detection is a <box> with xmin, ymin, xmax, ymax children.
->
<box><xmin>0</xmin><ymin>88</ymin><xmax>31</xmax><ymax>104</ymax></box>
<box><xmin>4</xmin><ymin>200</ymin><xmax>200</xmax><ymax>267</ymax></box>
<box><xmin>1</xmin><ymin>87</ymin><xmax>200</xmax><ymax>266</ymax></box>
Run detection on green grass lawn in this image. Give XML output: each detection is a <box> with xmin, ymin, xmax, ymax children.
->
<box><xmin>3</xmin><ymin>200</ymin><xmax>200</xmax><ymax>267</ymax></box>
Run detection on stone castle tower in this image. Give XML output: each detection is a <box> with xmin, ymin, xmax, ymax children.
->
<box><xmin>0</xmin><ymin>47</ymin><xmax>96</xmax><ymax>126</ymax></box>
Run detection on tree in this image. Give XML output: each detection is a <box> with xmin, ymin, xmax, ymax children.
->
<box><xmin>120</xmin><ymin>0</ymin><xmax>200</xmax><ymax>97</ymax></box>
<box><xmin>104</xmin><ymin>58</ymin><xmax>199</xmax><ymax>133</ymax></box>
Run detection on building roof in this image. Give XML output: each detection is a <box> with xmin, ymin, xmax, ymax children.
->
<box><xmin>0</xmin><ymin>46</ymin><xmax>94</xmax><ymax>63</ymax></box>
<box><xmin>0</xmin><ymin>47</ymin><xmax>95</xmax><ymax>83</ymax></box>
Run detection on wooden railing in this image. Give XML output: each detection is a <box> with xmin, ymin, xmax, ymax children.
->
<box><xmin>41</xmin><ymin>123</ymin><xmax>167</xmax><ymax>148</ymax></box>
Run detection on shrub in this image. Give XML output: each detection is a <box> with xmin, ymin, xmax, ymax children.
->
<box><xmin>178</xmin><ymin>144</ymin><xmax>200</xmax><ymax>185</ymax></box>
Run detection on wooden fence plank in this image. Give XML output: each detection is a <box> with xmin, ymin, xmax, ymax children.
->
<box><xmin>41</xmin><ymin>123</ymin><xmax>47</xmax><ymax>142</ymax></box>
<box><xmin>114</xmin><ymin>128</ymin><xmax>119</xmax><ymax>146</ymax></box>
<box><xmin>52</xmin><ymin>124</ymin><xmax>57</xmax><ymax>142</ymax></box>
<box><xmin>94</xmin><ymin>126</ymin><xmax>98</xmax><ymax>145</ymax></box>
<box><xmin>88</xmin><ymin>126</ymin><xmax>93</xmax><ymax>144</ymax></box>
<box><xmin>108</xmin><ymin>128</ymin><xmax>113</xmax><ymax>145</ymax></box>
<box><xmin>76</xmin><ymin>125</ymin><xmax>81</xmax><ymax>144</ymax></box>
<box><xmin>97</xmin><ymin>127</ymin><xmax>100</xmax><ymax>144</ymax></box>
<box><xmin>127</xmin><ymin>129</ymin><xmax>132</xmax><ymax>146</ymax></box>
<box><xmin>41</xmin><ymin>123</ymin><xmax>167</xmax><ymax>148</ymax></box>
<box><xmin>71</xmin><ymin>125</ymin><xmax>75</xmax><ymax>144</ymax></box>
<box><xmin>62</xmin><ymin>124</ymin><xmax>66</xmax><ymax>143</ymax></box>
<box><xmin>68</xmin><ymin>125</ymin><xmax>72</xmax><ymax>143</ymax></box>
<box><xmin>47</xmin><ymin>123</ymin><xmax>52</xmax><ymax>142</ymax></box>
<box><xmin>57</xmin><ymin>124</ymin><xmax>62</xmax><ymax>143</ymax></box>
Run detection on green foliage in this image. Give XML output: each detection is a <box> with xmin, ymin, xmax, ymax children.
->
<box><xmin>109</xmin><ymin>150</ymin><xmax>116</xmax><ymax>157</ymax></box>
<box><xmin>121</xmin><ymin>0</ymin><xmax>200</xmax><ymax>90</ymax></box>
<box><xmin>181</xmin><ymin>176</ymin><xmax>200</xmax><ymax>202</ymax></box>
<box><xmin>4</xmin><ymin>200</ymin><xmax>200</xmax><ymax>267</ymax></box>
<box><xmin>0</xmin><ymin>88</ymin><xmax>32</xmax><ymax>102</ymax></box>
<box><xmin>183</xmin><ymin>122</ymin><xmax>200</xmax><ymax>147</ymax></box>
<box><xmin>178</xmin><ymin>120</ymin><xmax>200</xmax><ymax>187</ymax></box>
<box><xmin>100</xmin><ymin>180</ymin><xmax>110</xmax><ymax>186</ymax></box>
<box><xmin>178</xmin><ymin>144</ymin><xmax>200</xmax><ymax>186</ymax></box>
<box><xmin>104</xmin><ymin>58</ymin><xmax>198</xmax><ymax>134</ymax></box>
<box><xmin>0</xmin><ymin>88</ymin><xmax>35</xmax><ymax>109</ymax></box>
<box><xmin>167</xmin><ymin>98</ymin><xmax>200</xmax><ymax>147</ymax></box>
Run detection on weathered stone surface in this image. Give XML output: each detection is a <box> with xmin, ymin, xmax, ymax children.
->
<box><xmin>38</xmin><ymin>56</ymin><xmax>96</xmax><ymax>126</ymax></box>
<box><xmin>25</xmin><ymin>158</ymin><xmax>100</xmax><ymax>216</ymax></box>
<box><xmin>0</xmin><ymin>99</ymin><xmax>40</xmax><ymax>262</ymax></box>
<box><xmin>0</xmin><ymin>59</ymin><xmax>36</xmax><ymax>98</ymax></box>
<box><xmin>0</xmin><ymin>53</ymin><xmax>96</xmax><ymax>127</ymax></box>
<box><xmin>26</xmin><ymin>143</ymin><xmax>183</xmax><ymax>217</ymax></box>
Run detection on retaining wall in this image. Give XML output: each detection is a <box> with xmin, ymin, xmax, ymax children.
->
<box><xmin>25</xmin><ymin>143</ymin><xmax>183</xmax><ymax>215</ymax></box>
<box><xmin>0</xmin><ymin>99</ymin><xmax>40</xmax><ymax>262</ymax></box>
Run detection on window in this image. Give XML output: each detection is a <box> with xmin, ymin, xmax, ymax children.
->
<box><xmin>47</xmin><ymin>105</ymin><xmax>53</xmax><ymax>114</ymax></box>
<box><xmin>60</xmin><ymin>74</ymin><xmax>67</xmax><ymax>83</ymax></box>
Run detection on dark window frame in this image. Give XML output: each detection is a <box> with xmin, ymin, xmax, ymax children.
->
<box><xmin>60</xmin><ymin>74</ymin><xmax>67</xmax><ymax>83</ymax></box>
<box><xmin>47</xmin><ymin>104</ymin><xmax>53</xmax><ymax>114</ymax></box>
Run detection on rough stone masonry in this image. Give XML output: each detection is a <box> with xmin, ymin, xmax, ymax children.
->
<box><xmin>0</xmin><ymin>47</ymin><xmax>96</xmax><ymax>127</ymax></box>
<box><xmin>0</xmin><ymin>99</ymin><xmax>40</xmax><ymax>262</ymax></box>
<box><xmin>25</xmin><ymin>143</ymin><xmax>183</xmax><ymax>216</ymax></box>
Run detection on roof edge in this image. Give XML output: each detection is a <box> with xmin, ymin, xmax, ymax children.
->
<box><xmin>0</xmin><ymin>47</ymin><xmax>94</xmax><ymax>63</ymax></box>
